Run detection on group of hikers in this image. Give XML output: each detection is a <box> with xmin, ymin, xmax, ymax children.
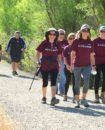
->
<box><xmin>36</xmin><ymin>24</ymin><xmax>105</xmax><ymax>108</ymax></box>
<box><xmin>0</xmin><ymin>24</ymin><xmax>105</xmax><ymax>108</ymax></box>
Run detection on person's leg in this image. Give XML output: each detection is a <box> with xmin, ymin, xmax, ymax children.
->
<box><xmin>64</xmin><ymin>67</ymin><xmax>71</xmax><ymax>101</ymax></box>
<box><xmin>41</xmin><ymin>70</ymin><xmax>49</xmax><ymax>103</ymax></box>
<box><xmin>12</xmin><ymin>62</ymin><xmax>16</xmax><ymax>72</ymax></box>
<box><xmin>94</xmin><ymin>65</ymin><xmax>101</xmax><ymax>103</ymax></box>
<box><xmin>50</xmin><ymin>69</ymin><xmax>59</xmax><ymax>105</ymax></box>
<box><xmin>74</xmin><ymin>67</ymin><xmax>82</xmax><ymax>108</ymax></box>
<box><xmin>101</xmin><ymin>64</ymin><xmax>105</xmax><ymax>103</ymax></box>
<box><xmin>72</xmin><ymin>73</ymin><xmax>76</xmax><ymax>103</ymax></box>
<box><xmin>81</xmin><ymin>66</ymin><xmax>91</xmax><ymax>107</ymax></box>
<box><xmin>59</xmin><ymin>61</ymin><xmax>66</xmax><ymax>94</ymax></box>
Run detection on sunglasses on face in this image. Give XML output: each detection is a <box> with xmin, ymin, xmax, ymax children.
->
<box><xmin>69</xmin><ymin>37</ymin><xmax>75</xmax><ymax>40</ymax></box>
<box><xmin>59</xmin><ymin>33</ymin><xmax>65</xmax><ymax>35</ymax></box>
<box><xmin>49</xmin><ymin>33</ymin><xmax>56</xmax><ymax>36</ymax></box>
<box><xmin>100</xmin><ymin>30</ymin><xmax>105</xmax><ymax>33</ymax></box>
<box><xmin>82</xmin><ymin>29</ymin><xmax>90</xmax><ymax>33</ymax></box>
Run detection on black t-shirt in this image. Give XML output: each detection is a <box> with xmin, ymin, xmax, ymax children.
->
<box><xmin>6</xmin><ymin>37</ymin><xmax>26</xmax><ymax>56</ymax></box>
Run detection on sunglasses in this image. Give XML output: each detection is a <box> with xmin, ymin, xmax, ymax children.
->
<box><xmin>59</xmin><ymin>33</ymin><xmax>65</xmax><ymax>35</ymax></box>
<box><xmin>49</xmin><ymin>33</ymin><xmax>56</xmax><ymax>36</ymax></box>
<box><xmin>69</xmin><ymin>37</ymin><xmax>75</xmax><ymax>40</ymax></box>
<box><xmin>100</xmin><ymin>30</ymin><xmax>105</xmax><ymax>33</ymax></box>
<box><xmin>82</xmin><ymin>29</ymin><xmax>90</xmax><ymax>33</ymax></box>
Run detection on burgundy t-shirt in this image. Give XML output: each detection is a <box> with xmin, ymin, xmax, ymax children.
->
<box><xmin>36</xmin><ymin>40</ymin><xmax>62</xmax><ymax>71</ymax></box>
<box><xmin>58</xmin><ymin>39</ymin><xmax>68</xmax><ymax>60</ymax></box>
<box><xmin>93</xmin><ymin>37</ymin><xmax>105</xmax><ymax>64</ymax></box>
<box><xmin>63</xmin><ymin>45</ymin><xmax>72</xmax><ymax>65</ymax></box>
<box><xmin>71</xmin><ymin>39</ymin><xmax>93</xmax><ymax>67</ymax></box>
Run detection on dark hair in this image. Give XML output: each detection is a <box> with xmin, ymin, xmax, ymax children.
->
<box><xmin>76</xmin><ymin>30</ymin><xmax>91</xmax><ymax>40</ymax></box>
<box><xmin>45</xmin><ymin>31</ymin><xmax>59</xmax><ymax>43</ymax></box>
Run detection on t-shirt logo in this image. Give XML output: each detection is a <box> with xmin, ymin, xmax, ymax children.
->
<box><xmin>97</xmin><ymin>43</ymin><xmax>105</xmax><ymax>47</ymax></box>
<box><xmin>45</xmin><ymin>47</ymin><xmax>58</xmax><ymax>52</ymax></box>
<box><xmin>78</xmin><ymin>44</ymin><xmax>92</xmax><ymax>48</ymax></box>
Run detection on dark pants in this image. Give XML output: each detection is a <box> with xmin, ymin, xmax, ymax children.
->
<box><xmin>64</xmin><ymin>67</ymin><xmax>75</xmax><ymax>96</ymax></box>
<box><xmin>94</xmin><ymin>64</ymin><xmax>105</xmax><ymax>95</ymax></box>
<box><xmin>41</xmin><ymin>69</ymin><xmax>58</xmax><ymax>87</ymax></box>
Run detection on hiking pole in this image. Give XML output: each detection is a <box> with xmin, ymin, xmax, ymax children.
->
<box><xmin>29</xmin><ymin>67</ymin><xmax>40</xmax><ymax>91</ymax></box>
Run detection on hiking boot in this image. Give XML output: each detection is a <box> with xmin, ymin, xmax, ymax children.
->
<box><xmin>42</xmin><ymin>97</ymin><xmax>46</xmax><ymax>104</ymax></box>
<box><xmin>75</xmin><ymin>101</ymin><xmax>80</xmax><ymax>108</ymax></box>
<box><xmin>72</xmin><ymin>97</ymin><xmax>76</xmax><ymax>103</ymax></box>
<box><xmin>81</xmin><ymin>99</ymin><xmax>89</xmax><ymax>107</ymax></box>
<box><xmin>101</xmin><ymin>92</ymin><xmax>105</xmax><ymax>104</ymax></box>
<box><xmin>12</xmin><ymin>71</ymin><xmax>16</xmax><ymax>76</ymax></box>
<box><xmin>94</xmin><ymin>94</ymin><xmax>100</xmax><ymax>103</ymax></box>
<box><xmin>59</xmin><ymin>91</ymin><xmax>64</xmax><ymax>96</ymax></box>
<box><xmin>15</xmin><ymin>71</ymin><xmax>18</xmax><ymax>75</ymax></box>
<box><xmin>51</xmin><ymin>97</ymin><xmax>59</xmax><ymax>106</ymax></box>
<box><xmin>63</xmin><ymin>95</ymin><xmax>67</xmax><ymax>101</ymax></box>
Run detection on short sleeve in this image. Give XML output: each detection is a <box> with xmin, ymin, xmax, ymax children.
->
<box><xmin>71</xmin><ymin>39</ymin><xmax>78</xmax><ymax>52</ymax></box>
<box><xmin>57</xmin><ymin>43</ymin><xmax>62</xmax><ymax>55</ymax></box>
<box><xmin>91</xmin><ymin>41</ymin><xmax>94</xmax><ymax>52</ymax></box>
<box><xmin>36</xmin><ymin>41</ymin><xmax>45</xmax><ymax>52</ymax></box>
<box><xmin>63</xmin><ymin>47</ymin><xmax>68</xmax><ymax>57</ymax></box>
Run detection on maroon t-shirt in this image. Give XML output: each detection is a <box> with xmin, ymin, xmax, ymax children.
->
<box><xmin>36</xmin><ymin>40</ymin><xmax>62</xmax><ymax>71</ymax></box>
<box><xmin>71</xmin><ymin>39</ymin><xmax>93</xmax><ymax>67</ymax></box>
<box><xmin>63</xmin><ymin>45</ymin><xmax>72</xmax><ymax>65</ymax></box>
<box><xmin>58</xmin><ymin>39</ymin><xmax>68</xmax><ymax>60</ymax></box>
<box><xmin>93</xmin><ymin>37</ymin><xmax>105</xmax><ymax>64</ymax></box>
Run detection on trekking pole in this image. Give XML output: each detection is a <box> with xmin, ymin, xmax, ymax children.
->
<box><xmin>29</xmin><ymin>67</ymin><xmax>40</xmax><ymax>91</ymax></box>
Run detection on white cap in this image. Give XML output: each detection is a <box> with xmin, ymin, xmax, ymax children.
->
<box><xmin>58</xmin><ymin>29</ymin><xmax>65</xmax><ymax>34</ymax></box>
<box><xmin>80</xmin><ymin>24</ymin><xmax>90</xmax><ymax>31</ymax></box>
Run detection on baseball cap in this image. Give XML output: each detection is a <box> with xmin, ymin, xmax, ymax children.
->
<box><xmin>99</xmin><ymin>26</ymin><xmax>105</xmax><ymax>31</ymax></box>
<box><xmin>80</xmin><ymin>24</ymin><xmax>90</xmax><ymax>31</ymax></box>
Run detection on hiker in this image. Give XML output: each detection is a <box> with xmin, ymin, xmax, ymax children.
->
<box><xmin>6</xmin><ymin>31</ymin><xmax>26</xmax><ymax>75</ymax></box>
<box><xmin>71</xmin><ymin>24</ymin><xmax>96</xmax><ymax>108</ymax></box>
<box><xmin>36</xmin><ymin>28</ymin><xmax>62</xmax><ymax>105</ymax></box>
<box><xmin>63</xmin><ymin>33</ymin><xmax>75</xmax><ymax>102</ymax></box>
<box><xmin>56</xmin><ymin>29</ymin><xmax>68</xmax><ymax>95</ymax></box>
<box><xmin>93</xmin><ymin>26</ymin><xmax>105</xmax><ymax>104</ymax></box>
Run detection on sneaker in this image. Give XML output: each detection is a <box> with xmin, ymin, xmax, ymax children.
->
<box><xmin>72</xmin><ymin>98</ymin><xmax>76</xmax><ymax>103</ymax></box>
<box><xmin>75</xmin><ymin>101</ymin><xmax>80</xmax><ymax>108</ymax></box>
<box><xmin>15</xmin><ymin>71</ymin><xmax>18</xmax><ymax>75</ymax></box>
<box><xmin>12</xmin><ymin>71</ymin><xmax>16</xmax><ymax>76</ymax></box>
<box><xmin>59</xmin><ymin>91</ymin><xmax>64</xmax><ymax>96</ymax></box>
<box><xmin>101</xmin><ymin>92</ymin><xmax>105</xmax><ymax>104</ymax></box>
<box><xmin>42</xmin><ymin>97</ymin><xmax>46</xmax><ymax>104</ymax></box>
<box><xmin>81</xmin><ymin>99</ymin><xmax>89</xmax><ymax>107</ymax></box>
<box><xmin>63</xmin><ymin>95</ymin><xmax>67</xmax><ymax>101</ymax></box>
<box><xmin>51</xmin><ymin>97</ymin><xmax>59</xmax><ymax>106</ymax></box>
<box><xmin>94</xmin><ymin>94</ymin><xmax>100</xmax><ymax>103</ymax></box>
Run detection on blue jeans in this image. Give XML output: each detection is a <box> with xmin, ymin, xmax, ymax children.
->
<box><xmin>56</xmin><ymin>61</ymin><xmax>66</xmax><ymax>93</ymax></box>
<box><xmin>74</xmin><ymin>65</ymin><xmax>91</xmax><ymax>95</ymax></box>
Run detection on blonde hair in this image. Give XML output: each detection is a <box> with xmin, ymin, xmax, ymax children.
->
<box><xmin>67</xmin><ymin>33</ymin><xmax>75</xmax><ymax>40</ymax></box>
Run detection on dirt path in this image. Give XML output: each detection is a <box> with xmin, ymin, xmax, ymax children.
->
<box><xmin>0</xmin><ymin>62</ymin><xmax>105</xmax><ymax>130</ymax></box>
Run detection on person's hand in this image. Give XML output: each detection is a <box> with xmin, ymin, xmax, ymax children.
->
<box><xmin>71</xmin><ymin>63</ymin><xmax>74</xmax><ymax>72</ymax></box>
<box><xmin>66</xmin><ymin>64</ymin><xmax>71</xmax><ymax>71</ymax></box>
<box><xmin>21</xmin><ymin>48</ymin><xmax>25</xmax><ymax>52</ymax></box>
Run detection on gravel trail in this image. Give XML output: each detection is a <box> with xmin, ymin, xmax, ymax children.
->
<box><xmin>0</xmin><ymin>62</ymin><xmax>105</xmax><ymax>130</ymax></box>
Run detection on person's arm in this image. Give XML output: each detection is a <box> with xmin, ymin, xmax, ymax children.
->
<box><xmin>36</xmin><ymin>51</ymin><xmax>42</xmax><ymax>65</ymax></box>
<box><xmin>71</xmin><ymin>51</ymin><xmax>76</xmax><ymax>71</ymax></box>
<box><xmin>21</xmin><ymin>39</ymin><xmax>26</xmax><ymax>51</ymax></box>
<box><xmin>90</xmin><ymin>52</ymin><xmax>96</xmax><ymax>70</ymax></box>
<box><xmin>6</xmin><ymin>38</ymin><xmax>12</xmax><ymax>52</ymax></box>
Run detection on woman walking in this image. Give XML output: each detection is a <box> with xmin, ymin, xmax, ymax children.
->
<box><xmin>56</xmin><ymin>29</ymin><xmax>68</xmax><ymax>95</ymax></box>
<box><xmin>93</xmin><ymin>26</ymin><xmax>105</xmax><ymax>104</ymax></box>
<box><xmin>36</xmin><ymin>28</ymin><xmax>62</xmax><ymax>105</ymax></box>
<box><xmin>63</xmin><ymin>33</ymin><xmax>75</xmax><ymax>102</ymax></box>
<box><xmin>71</xmin><ymin>24</ymin><xmax>96</xmax><ymax>108</ymax></box>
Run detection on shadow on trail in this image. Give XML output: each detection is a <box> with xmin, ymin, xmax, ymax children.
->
<box><xmin>0</xmin><ymin>74</ymin><xmax>12</xmax><ymax>78</ymax></box>
<box><xmin>18</xmin><ymin>75</ymin><xmax>39</xmax><ymax>80</ymax></box>
<box><xmin>52</xmin><ymin>105</ymin><xmax>105</xmax><ymax>117</ymax></box>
